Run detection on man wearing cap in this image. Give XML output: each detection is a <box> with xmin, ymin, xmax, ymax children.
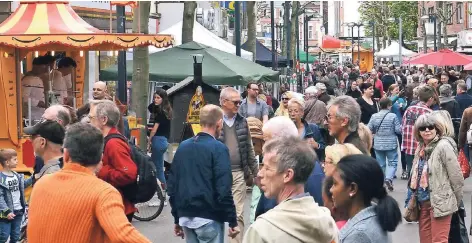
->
<box><xmin>315</xmin><ymin>83</ymin><xmax>331</xmax><ymax>105</ymax></box>
<box><xmin>24</xmin><ymin>120</ymin><xmax>65</xmax><ymax>184</ymax></box>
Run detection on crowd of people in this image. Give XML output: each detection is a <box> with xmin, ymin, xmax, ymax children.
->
<box><xmin>0</xmin><ymin>60</ymin><xmax>469</xmax><ymax>243</ymax></box>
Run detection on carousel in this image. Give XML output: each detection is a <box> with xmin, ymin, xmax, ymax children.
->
<box><xmin>0</xmin><ymin>2</ymin><xmax>173</xmax><ymax>173</ymax></box>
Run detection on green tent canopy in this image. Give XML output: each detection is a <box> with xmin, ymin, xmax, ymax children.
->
<box><xmin>100</xmin><ymin>41</ymin><xmax>279</xmax><ymax>85</ymax></box>
<box><xmin>298</xmin><ymin>51</ymin><xmax>317</xmax><ymax>63</ymax></box>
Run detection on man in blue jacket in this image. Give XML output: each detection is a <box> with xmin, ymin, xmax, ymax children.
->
<box><xmin>168</xmin><ymin>104</ymin><xmax>239</xmax><ymax>243</ymax></box>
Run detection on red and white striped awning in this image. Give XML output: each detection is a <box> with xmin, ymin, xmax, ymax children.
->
<box><xmin>0</xmin><ymin>1</ymin><xmax>173</xmax><ymax>50</ymax></box>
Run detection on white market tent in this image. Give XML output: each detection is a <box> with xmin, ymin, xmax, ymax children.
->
<box><xmin>149</xmin><ymin>21</ymin><xmax>253</xmax><ymax>61</ymax></box>
<box><xmin>376</xmin><ymin>41</ymin><xmax>416</xmax><ymax>58</ymax></box>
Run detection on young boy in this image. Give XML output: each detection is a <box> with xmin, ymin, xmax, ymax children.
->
<box><xmin>0</xmin><ymin>149</ymin><xmax>26</xmax><ymax>243</ymax></box>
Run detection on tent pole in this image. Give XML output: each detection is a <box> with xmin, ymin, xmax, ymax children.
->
<box><xmin>271</xmin><ymin>1</ymin><xmax>276</xmax><ymax>70</ymax></box>
<box><xmin>109</xmin><ymin>4</ymin><xmax>112</xmax><ymax>33</ymax></box>
<box><xmin>117</xmin><ymin>5</ymin><xmax>127</xmax><ymax>104</ymax></box>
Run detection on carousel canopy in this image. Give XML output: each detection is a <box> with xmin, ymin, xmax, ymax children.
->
<box><xmin>0</xmin><ymin>1</ymin><xmax>173</xmax><ymax>50</ymax></box>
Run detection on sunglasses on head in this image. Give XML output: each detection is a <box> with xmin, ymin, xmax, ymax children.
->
<box><xmin>419</xmin><ymin>125</ymin><xmax>435</xmax><ymax>132</ymax></box>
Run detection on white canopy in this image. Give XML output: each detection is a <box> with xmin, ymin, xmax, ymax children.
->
<box><xmin>376</xmin><ymin>41</ymin><xmax>416</xmax><ymax>57</ymax></box>
<box><xmin>149</xmin><ymin>21</ymin><xmax>253</xmax><ymax>61</ymax></box>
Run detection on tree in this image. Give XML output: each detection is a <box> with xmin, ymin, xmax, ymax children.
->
<box><xmin>244</xmin><ymin>1</ymin><xmax>256</xmax><ymax>62</ymax></box>
<box><xmin>289</xmin><ymin>1</ymin><xmax>299</xmax><ymax>66</ymax></box>
<box><xmin>435</xmin><ymin>1</ymin><xmax>460</xmax><ymax>47</ymax></box>
<box><xmin>182</xmin><ymin>1</ymin><xmax>197</xmax><ymax>44</ymax></box>
<box><xmin>281</xmin><ymin>1</ymin><xmax>290</xmax><ymax>56</ymax></box>
<box><xmin>359</xmin><ymin>1</ymin><xmax>418</xmax><ymax>50</ymax></box>
<box><xmin>131</xmin><ymin>1</ymin><xmax>151</xmax><ymax>150</ymax></box>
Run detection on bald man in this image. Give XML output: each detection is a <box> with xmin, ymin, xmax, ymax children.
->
<box><xmin>92</xmin><ymin>81</ymin><xmax>108</xmax><ymax>100</ymax></box>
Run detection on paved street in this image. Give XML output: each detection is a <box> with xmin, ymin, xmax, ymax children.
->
<box><xmin>134</xmin><ymin>170</ymin><xmax>472</xmax><ymax>243</ymax></box>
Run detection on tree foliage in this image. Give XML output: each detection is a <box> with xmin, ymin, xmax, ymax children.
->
<box><xmin>359</xmin><ymin>1</ymin><xmax>418</xmax><ymax>48</ymax></box>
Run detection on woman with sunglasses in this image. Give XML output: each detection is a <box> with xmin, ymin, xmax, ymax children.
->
<box><xmin>274</xmin><ymin>91</ymin><xmax>293</xmax><ymax>117</ymax></box>
<box><xmin>406</xmin><ymin>113</ymin><xmax>463</xmax><ymax>242</ymax></box>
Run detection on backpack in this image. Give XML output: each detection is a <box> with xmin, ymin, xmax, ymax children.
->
<box><xmin>104</xmin><ymin>134</ymin><xmax>158</xmax><ymax>204</ymax></box>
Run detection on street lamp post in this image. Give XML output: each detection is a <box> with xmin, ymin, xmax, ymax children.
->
<box><xmin>357</xmin><ymin>24</ymin><xmax>361</xmax><ymax>64</ymax></box>
<box><xmin>421</xmin><ymin>14</ymin><xmax>438</xmax><ymax>52</ymax></box>
<box><xmin>388</xmin><ymin>17</ymin><xmax>403</xmax><ymax>66</ymax></box>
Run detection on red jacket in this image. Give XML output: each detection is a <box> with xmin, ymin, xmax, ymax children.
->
<box><xmin>97</xmin><ymin>127</ymin><xmax>137</xmax><ymax>215</ymax></box>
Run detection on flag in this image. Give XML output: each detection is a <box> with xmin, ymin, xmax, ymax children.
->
<box><xmin>110</xmin><ymin>1</ymin><xmax>138</xmax><ymax>8</ymax></box>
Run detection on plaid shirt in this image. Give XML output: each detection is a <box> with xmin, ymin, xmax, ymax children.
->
<box><xmin>401</xmin><ymin>102</ymin><xmax>432</xmax><ymax>155</ymax></box>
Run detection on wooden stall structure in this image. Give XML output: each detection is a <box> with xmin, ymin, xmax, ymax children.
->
<box><xmin>0</xmin><ymin>1</ymin><xmax>173</xmax><ymax>174</ymax></box>
<box><xmin>166</xmin><ymin>77</ymin><xmax>220</xmax><ymax>143</ymax></box>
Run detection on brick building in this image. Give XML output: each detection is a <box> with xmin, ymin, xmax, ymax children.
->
<box><xmin>417</xmin><ymin>2</ymin><xmax>471</xmax><ymax>52</ymax></box>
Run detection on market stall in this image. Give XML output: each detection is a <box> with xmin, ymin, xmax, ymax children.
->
<box><xmin>0</xmin><ymin>1</ymin><xmax>173</xmax><ymax>172</ymax></box>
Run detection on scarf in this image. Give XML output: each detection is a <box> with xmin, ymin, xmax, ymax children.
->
<box><xmin>409</xmin><ymin>135</ymin><xmax>441</xmax><ymax>190</ymax></box>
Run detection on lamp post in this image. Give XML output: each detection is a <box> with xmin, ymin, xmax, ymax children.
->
<box><xmin>421</xmin><ymin>14</ymin><xmax>437</xmax><ymax>52</ymax></box>
<box><xmin>347</xmin><ymin>23</ymin><xmax>354</xmax><ymax>62</ymax></box>
<box><xmin>192</xmin><ymin>54</ymin><xmax>204</xmax><ymax>86</ymax></box>
<box><xmin>303</xmin><ymin>9</ymin><xmax>321</xmax><ymax>75</ymax></box>
<box><xmin>388</xmin><ymin>17</ymin><xmax>403</xmax><ymax>66</ymax></box>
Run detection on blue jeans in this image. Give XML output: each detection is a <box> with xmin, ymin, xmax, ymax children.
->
<box><xmin>374</xmin><ymin>149</ymin><xmax>398</xmax><ymax>181</ymax></box>
<box><xmin>182</xmin><ymin>221</ymin><xmax>224</xmax><ymax>243</ymax></box>
<box><xmin>151</xmin><ymin>136</ymin><xmax>168</xmax><ymax>186</ymax></box>
<box><xmin>0</xmin><ymin>211</ymin><xmax>23</xmax><ymax>243</ymax></box>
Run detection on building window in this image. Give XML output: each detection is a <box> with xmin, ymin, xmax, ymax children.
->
<box><xmin>308</xmin><ymin>26</ymin><xmax>313</xmax><ymax>40</ymax></box>
<box><xmin>446</xmin><ymin>3</ymin><xmax>453</xmax><ymax>24</ymax></box>
<box><xmin>457</xmin><ymin>3</ymin><xmax>463</xmax><ymax>24</ymax></box>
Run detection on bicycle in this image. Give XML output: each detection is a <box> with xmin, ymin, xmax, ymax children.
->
<box><xmin>133</xmin><ymin>182</ymin><xmax>165</xmax><ymax>221</ymax></box>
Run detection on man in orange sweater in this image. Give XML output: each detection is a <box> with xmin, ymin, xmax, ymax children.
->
<box><xmin>27</xmin><ymin>123</ymin><xmax>150</xmax><ymax>243</ymax></box>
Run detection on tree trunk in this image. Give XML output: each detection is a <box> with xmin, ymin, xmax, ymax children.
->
<box><xmin>290</xmin><ymin>1</ymin><xmax>299</xmax><ymax>66</ymax></box>
<box><xmin>281</xmin><ymin>1</ymin><xmax>290</xmax><ymax>56</ymax></box>
<box><xmin>182</xmin><ymin>1</ymin><xmax>197</xmax><ymax>44</ymax></box>
<box><xmin>442</xmin><ymin>2</ymin><xmax>448</xmax><ymax>47</ymax></box>
<box><xmin>436</xmin><ymin>1</ymin><xmax>442</xmax><ymax>49</ymax></box>
<box><xmin>131</xmin><ymin>1</ymin><xmax>151</xmax><ymax>150</ymax></box>
<box><xmin>244</xmin><ymin>1</ymin><xmax>256</xmax><ymax>62</ymax></box>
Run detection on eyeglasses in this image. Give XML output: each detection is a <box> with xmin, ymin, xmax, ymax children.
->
<box><xmin>281</xmin><ymin>97</ymin><xmax>290</xmax><ymax>101</ymax></box>
<box><xmin>250</xmin><ymin>88</ymin><xmax>259</xmax><ymax>92</ymax></box>
<box><xmin>225</xmin><ymin>99</ymin><xmax>241</xmax><ymax>106</ymax></box>
<box><xmin>419</xmin><ymin>125</ymin><xmax>435</xmax><ymax>132</ymax></box>
<box><xmin>92</xmin><ymin>88</ymin><xmax>103</xmax><ymax>91</ymax></box>
<box><xmin>87</xmin><ymin>114</ymin><xmax>97</xmax><ymax>120</ymax></box>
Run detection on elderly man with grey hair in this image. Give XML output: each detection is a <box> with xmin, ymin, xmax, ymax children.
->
<box><xmin>303</xmin><ymin>86</ymin><xmax>327</xmax><ymax>126</ymax></box>
<box><xmin>244</xmin><ymin>137</ymin><xmax>338</xmax><ymax>243</ymax></box>
<box><xmin>439</xmin><ymin>84</ymin><xmax>461</xmax><ymax>121</ymax></box>
<box><xmin>89</xmin><ymin>99</ymin><xmax>138</xmax><ymax>222</ymax></box>
<box><xmin>41</xmin><ymin>105</ymin><xmax>71</xmax><ymax>127</ymax></box>
<box><xmin>324</xmin><ymin>95</ymin><xmax>368</xmax><ymax>154</ymax></box>
<box><xmin>219</xmin><ymin>87</ymin><xmax>258</xmax><ymax>243</ymax></box>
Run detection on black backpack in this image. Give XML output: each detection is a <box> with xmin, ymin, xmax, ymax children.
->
<box><xmin>104</xmin><ymin>134</ymin><xmax>158</xmax><ymax>204</ymax></box>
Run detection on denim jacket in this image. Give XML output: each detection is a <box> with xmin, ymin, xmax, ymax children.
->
<box><xmin>302</xmin><ymin>120</ymin><xmax>326</xmax><ymax>160</ymax></box>
<box><xmin>340</xmin><ymin>206</ymin><xmax>391</xmax><ymax>243</ymax></box>
<box><xmin>238</xmin><ymin>98</ymin><xmax>269</xmax><ymax>121</ymax></box>
<box><xmin>0</xmin><ymin>172</ymin><xmax>27</xmax><ymax>218</ymax></box>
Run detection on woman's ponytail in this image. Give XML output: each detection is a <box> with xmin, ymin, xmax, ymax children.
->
<box><xmin>375</xmin><ymin>188</ymin><xmax>402</xmax><ymax>232</ymax></box>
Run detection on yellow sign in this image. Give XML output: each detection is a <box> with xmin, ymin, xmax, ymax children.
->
<box><xmin>186</xmin><ymin>86</ymin><xmax>205</xmax><ymax>123</ymax></box>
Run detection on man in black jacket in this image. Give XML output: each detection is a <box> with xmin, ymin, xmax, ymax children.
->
<box><xmin>168</xmin><ymin>105</ymin><xmax>239</xmax><ymax>242</ymax></box>
<box><xmin>381</xmin><ymin>70</ymin><xmax>396</xmax><ymax>92</ymax></box>
<box><xmin>456</xmin><ymin>83</ymin><xmax>472</xmax><ymax>116</ymax></box>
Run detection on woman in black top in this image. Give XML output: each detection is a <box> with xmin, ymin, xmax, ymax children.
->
<box><xmin>148</xmin><ymin>88</ymin><xmax>172</xmax><ymax>190</ymax></box>
<box><xmin>346</xmin><ymin>80</ymin><xmax>362</xmax><ymax>99</ymax></box>
<box><xmin>357</xmin><ymin>83</ymin><xmax>379</xmax><ymax>124</ymax></box>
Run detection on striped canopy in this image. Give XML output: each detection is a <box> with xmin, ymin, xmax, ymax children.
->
<box><xmin>0</xmin><ymin>1</ymin><xmax>173</xmax><ymax>50</ymax></box>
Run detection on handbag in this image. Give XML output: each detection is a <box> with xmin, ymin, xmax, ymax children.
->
<box><xmin>458</xmin><ymin>149</ymin><xmax>470</xmax><ymax>179</ymax></box>
<box><xmin>403</xmin><ymin>191</ymin><xmax>419</xmax><ymax>222</ymax></box>
<box><xmin>449</xmin><ymin>206</ymin><xmax>469</xmax><ymax>243</ymax></box>
<box><xmin>403</xmin><ymin>161</ymin><xmax>423</xmax><ymax>222</ymax></box>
